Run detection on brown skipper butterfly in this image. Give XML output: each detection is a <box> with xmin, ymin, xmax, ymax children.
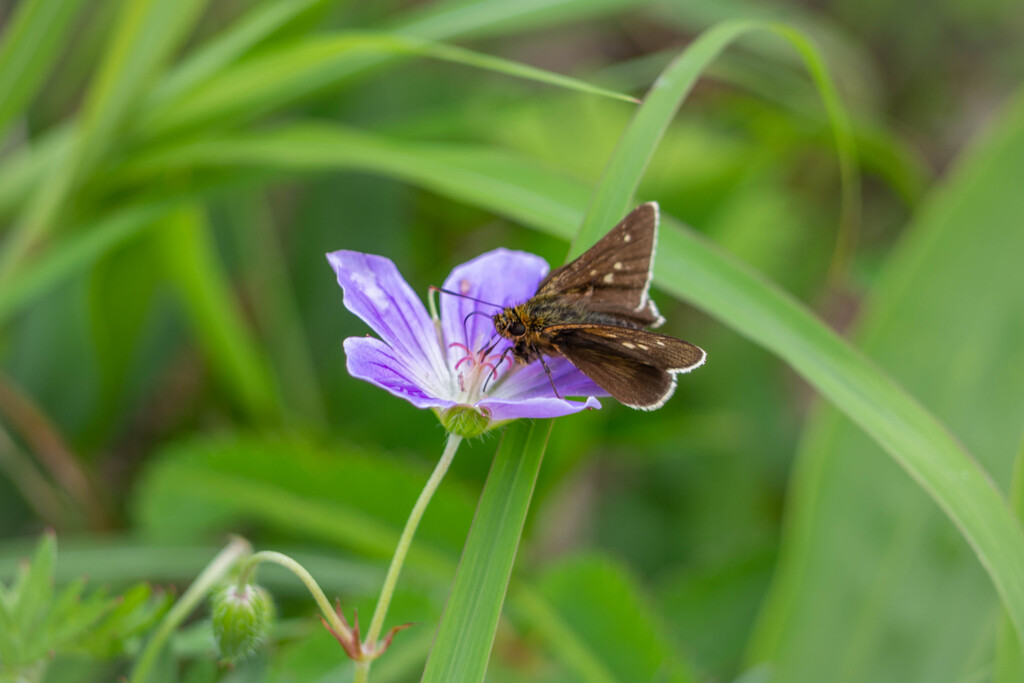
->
<box><xmin>492</xmin><ymin>202</ymin><xmax>705</xmax><ymax>410</ymax></box>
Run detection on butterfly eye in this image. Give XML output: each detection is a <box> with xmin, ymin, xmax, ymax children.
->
<box><xmin>509</xmin><ymin>320</ymin><xmax>527</xmax><ymax>337</ymax></box>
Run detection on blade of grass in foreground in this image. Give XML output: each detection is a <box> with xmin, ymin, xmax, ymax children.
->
<box><xmin>422</xmin><ymin>420</ymin><xmax>552</xmax><ymax>682</ymax></box>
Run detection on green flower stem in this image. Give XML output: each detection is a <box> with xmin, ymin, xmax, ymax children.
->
<box><xmin>356</xmin><ymin>432</ymin><xmax>463</xmax><ymax>683</ymax></box>
<box><xmin>130</xmin><ymin>536</ymin><xmax>252</xmax><ymax>683</ymax></box>
<box><xmin>237</xmin><ymin>550</ymin><xmax>349</xmax><ymax>639</ymax></box>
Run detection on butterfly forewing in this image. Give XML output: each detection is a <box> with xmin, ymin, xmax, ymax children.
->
<box><xmin>537</xmin><ymin>203</ymin><xmax>662</xmax><ymax>327</ymax></box>
<box><xmin>547</xmin><ymin>324</ymin><xmax>705</xmax><ymax>410</ymax></box>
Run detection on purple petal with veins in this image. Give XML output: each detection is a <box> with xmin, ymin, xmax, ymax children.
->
<box><xmin>328</xmin><ymin>251</ymin><xmax>451</xmax><ymax>398</ymax></box>
<box><xmin>343</xmin><ymin>337</ymin><xmax>455</xmax><ymax>411</ymax></box>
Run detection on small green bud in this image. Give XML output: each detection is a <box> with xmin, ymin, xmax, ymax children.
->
<box><xmin>436</xmin><ymin>406</ymin><xmax>493</xmax><ymax>438</ymax></box>
<box><xmin>212</xmin><ymin>583</ymin><xmax>274</xmax><ymax>663</ymax></box>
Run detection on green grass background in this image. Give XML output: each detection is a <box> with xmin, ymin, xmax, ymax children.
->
<box><xmin>0</xmin><ymin>0</ymin><xmax>1022</xmax><ymax>681</ymax></box>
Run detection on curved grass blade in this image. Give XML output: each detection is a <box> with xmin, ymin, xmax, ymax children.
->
<box><xmin>422</xmin><ymin>420</ymin><xmax>553</xmax><ymax>683</ymax></box>
<box><xmin>138</xmin><ymin>32</ymin><xmax>635</xmax><ymax>140</ymax></box>
<box><xmin>568</xmin><ymin>19</ymin><xmax>858</xmax><ymax>282</ymax></box>
<box><xmin>744</xmin><ymin>88</ymin><xmax>1024</xmax><ymax>677</ymax></box>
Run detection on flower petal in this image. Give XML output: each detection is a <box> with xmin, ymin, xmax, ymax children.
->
<box><xmin>490</xmin><ymin>356</ymin><xmax>610</xmax><ymax>401</ymax></box>
<box><xmin>477</xmin><ymin>395</ymin><xmax>601</xmax><ymax>421</ymax></box>
<box><xmin>344</xmin><ymin>337</ymin><xmax>456</xmax><ymax>411</ymax></box>
<box><xmin>439</xmin><ymin>248</ymin><xmax>549</xmax><ymax>355</ymax></box>
<box><xmin>328</xmin><ymin>250</ymin><xmax>450</xmax><ymax>397</ymax></box>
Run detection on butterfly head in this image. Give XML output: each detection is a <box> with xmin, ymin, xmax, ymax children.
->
<box><xmin>493</xmin><ymin>308</ymin><xmax>527</xmax><ymax>340</ymax></box>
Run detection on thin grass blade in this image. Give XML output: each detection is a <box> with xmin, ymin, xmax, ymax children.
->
<box><xmin>137</xmin><ymin>33</ymin><xmax>635</xmax><ymax>139</ymax></box>
<box><xmin>422</xmin><ymin>420</ymin><xmax>553</xmax><ymax>682</ymax></box>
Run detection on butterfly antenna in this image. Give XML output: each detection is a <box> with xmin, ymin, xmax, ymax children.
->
<box><xmin>429</xmin><ymin>286</ymin><xmax>503</xmax><ymax>309</ymax></box>
<box><xmin>463</xmin><ymin>310</ymin><xmax>494</xmax><ymax>327</ymax></box>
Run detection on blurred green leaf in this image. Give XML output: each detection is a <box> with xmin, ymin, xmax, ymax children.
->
<box><xmin>0</xmin><ymin>532</ymin><xmax>170</xmax><ymax>678</ymax></box>
<box><xmin>115</xmin><ymin>123</ymin><xmax>589</xmax><ymax>231</ymax></box>
<box><xmin>0</xmin><ymin>0</ymin><xmax>87</xmax><ymax>142</ymax></box>
<box><xmin>531</xmin><ymin>554</ymin><xmax>695</xmax><ymax>682</ymax></box>
<box><xmin>221</xmin><ymin>196</ymin><xmax>328</xmax><ymax>428</ymax></box>
<box><xmin>87</xmin><ymin>237</ymin><xmax>162</xmax><ymax>429</ymax></box>
<box><xmin>422</xmin><ymin>419</ymin><xmax>552</xmax><ymax>683</ymax></box>
<box><xmin>656</xmin><ymin>551</ymin><xmax>774</xmax><ymax>678</ymax></box>
<box><xmin>0</xmin><ymin>203</ymin><xmax>168</xmax><ymax>326</ymax></box>
<box><xmin>133</xmin><ymin>433</ymin><xmax>475</xmax><ymax>577</ymax></box>
<box><xmin>155</xmin><ymin>205</ymin><xmax>279</xmax><ymax>422</ymax></box>
<box><xmin>748</xmin><ymin>88</ymin><xmax>1024</xmax><ymax>682</ymax></box>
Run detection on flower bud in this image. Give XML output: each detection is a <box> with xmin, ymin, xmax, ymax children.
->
<box><xmin>437</xmin><ymin>406</ymin><xmax>492</xmax><ymax>438</ymax></box>
<box><xmin>212</xmin><ymin>583</ymin><xmax>274</xmax><ymax>663</ymax></box>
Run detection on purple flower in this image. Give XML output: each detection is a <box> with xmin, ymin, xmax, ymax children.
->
<box><xmin>327</xmin><ymin>248</ymin><xmax>605</xmax><ymax>434</ymax></box>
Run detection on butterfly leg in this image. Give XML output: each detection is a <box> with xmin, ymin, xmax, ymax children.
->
<box><xmin>536</xmin><ymin>351</ymin><xmax>562</xmax><ymax>399</ymax></box>
<box><xmin>482</xmin><ymin>346</ymin><xmax>513</xmax><ymax>393</ymax></box>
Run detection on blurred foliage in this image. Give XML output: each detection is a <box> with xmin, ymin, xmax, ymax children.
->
<box><xmin>0</xmin><ymin>532</ymin><xmax>171</xmax><ymax>682</ymax></box>
<box><xmin>0</xmin><ymin>0</ymin><xmax>1022</xmax><ymax>681</ymax></box>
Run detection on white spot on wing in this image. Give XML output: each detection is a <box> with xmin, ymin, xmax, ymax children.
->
<box><xmin>637</xmin><ymin>344</ymin><xmax>648</xmax><ymax>350</ymax></box>
<box><xmin>613</xmin><ymin>261</ymin><xmax>623</xmax><ymax>270</ymax></box>
<box><xmin>602</xmin><ymin>273</ymin><xmax>614</xmax><ymax>284</ymax></box>
<box><xmin>590</xmin><ymin>269</ymin><xmax>598</xmax><ymax>276</ymax></box>
<box><xmin>622</xmin><ymin>342</ymin><xmax>636</xmax><ymax>349</ymax></box>
<box><xmin>623</xmin><ymin>234</ymin><xmax>631</xmax><ymax>242</ymax></box>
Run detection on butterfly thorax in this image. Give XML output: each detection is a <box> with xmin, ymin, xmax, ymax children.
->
<box><xmin>493</xmin><ymin>297</ymin><xmax>641</xmax><ymax>364</ymax></box>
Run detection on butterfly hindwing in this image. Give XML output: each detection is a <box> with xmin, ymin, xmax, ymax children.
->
<box><xmin>547</xmin><ymin>324</ymin><xmax>706</xmax><ymax>410</ymax></box>
<box><xmin>537</xmin><ymin>203</ymin><xmax>663</xmax><ymax>327</ymax></box>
